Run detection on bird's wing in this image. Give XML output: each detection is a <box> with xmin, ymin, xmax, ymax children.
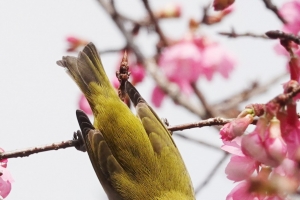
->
<box><xmin>125</xmin><ymin>82</ymin><xmax>195</xmax><ymax>199</ymax></box>
<box><xmin>76</xmin><ymin>110</ymin><xmax>123</xmax><ymax>200</ymax></box>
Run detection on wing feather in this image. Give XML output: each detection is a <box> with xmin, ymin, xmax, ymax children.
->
<box><xmin>76</xmin><ymin>110</ymin><xmax>123</xmax><ymax>200</ymax></box>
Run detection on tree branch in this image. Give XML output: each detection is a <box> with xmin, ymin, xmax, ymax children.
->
<box><xmin>191</xmin><ymin>82</ymin><xmax>221</xmax><ymax>118</ymax></box>
<box><xmin>0</xmin><ymin>139</ymin><xmax>80</xmax><ymax>160</ymax></box>
<box><xmin>168</xmin><ymin>117</ymin><xmax>233</xmax><ymax>132</ymax></box>
<box><xmin>266</xmin><ymin>30</ymin><xmax>300</xmax><ymax>45</ymax></box>
<box><xmin>213</xmin><ymin>73</ymin><xmax>287</xmax><ymax>117</ymax></box>
<box><xmin>141</xmin><ymin>0</ymin><xmax>168</xmax><ymax>47</ymax></box>
<box><xmin>219</xmin><ymin>30</ymin><xmax>269</xmax><ymax>39</ymax></box>
<box><xmin>262</xmin><ymin>0</ymin><xmax>286</xmax><ymax>24</ymax></box>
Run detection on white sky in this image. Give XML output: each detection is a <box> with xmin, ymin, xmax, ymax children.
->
<box><xmin>0</xmin><ymin>0</ymin><xmax>288</xmax><ymax>199</ymax></box>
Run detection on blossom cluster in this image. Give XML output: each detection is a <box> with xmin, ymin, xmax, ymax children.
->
<box><xmin>153</xmin><ymin>19</ymin><xmax>236</xmax><ymax>106</ymax></box>
<box><xmin>221</xmin><ymin>53</ymin><xmax>300</xmax><ymax>199</ymax></box>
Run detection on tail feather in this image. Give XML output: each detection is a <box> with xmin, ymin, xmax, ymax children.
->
<box><xmin>77</xmin><ymin>51</ymin><xmax>100</xmax><ymax>87</ymax></box>
<box><xmin>77</xmin><ymin>43</ymin><xmax>111</xmax><ymax>88</ymax></box>
<box><xmin>82</xmin><ymin>43</ymin><xmax>104</xmax><ymax>75</ymax></box>
<box><xmin>56</xmin><ymin>42</ymin><xmax>109</xmax><ymax>95</ymax></box>
<box><xmin>56</xmin><ymin>56</ymin><xmax>89</xmax><ymax>93</ymax></box>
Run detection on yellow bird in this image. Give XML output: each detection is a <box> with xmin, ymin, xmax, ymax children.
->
<box><xmin>57</xmin><ymin>43</ymin><xmax>195</xmax><ymax>200</ymax></box>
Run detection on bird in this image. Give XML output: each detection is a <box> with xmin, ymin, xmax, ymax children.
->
<box><xmin>57</xmin><ymin>42</ymin><xmax>195</xmax><ymax>200</ymax></box>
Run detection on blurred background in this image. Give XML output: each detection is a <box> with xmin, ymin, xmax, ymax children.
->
<box><xmin>0</xmin><ymin>0</ymin><xmax>288</xmax><ymax>199</ymax></box>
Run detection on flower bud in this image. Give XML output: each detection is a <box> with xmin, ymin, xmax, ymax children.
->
<box><xmin>213</xmin><ymin>0</ymin><xmax>235</xmax><ymax>11</ymax></box>
<box><xmin>220</xmin><ymin>114</ymin><xmax>253</xmax><ymax>141</ymax></box>
<box><xmin>265</xmin><ymin>118</ymin><xmax>287</xmax><ymax>164</ymax></box>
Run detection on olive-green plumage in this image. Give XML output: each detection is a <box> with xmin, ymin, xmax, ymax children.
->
<box><xmin>57</xmin><ymin>43</ymin><xmax>195</xmax><ymax>200</ymax></box>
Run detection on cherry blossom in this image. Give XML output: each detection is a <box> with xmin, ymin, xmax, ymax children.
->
<box><xmin>0</xmin><ymin>148</ymin><xmax>13</xmax><ymax>199</ymax></box>
<box><xmin>152</xmin><ymin>35</ymin><xmax>236</xmax><ymax>107</ymax></box>
<box><xmin>241</xmin><ymin>117</ymin><xmax>287</xmax><ymax>167</ymax></box>
<box><xmin>220</xmin><ymin>110</ymin><xmax>253</xmax><ymax>141</ymax></box>
<box><xmin>226</xmin><ymin>181</ymin><xmax>257</xmax><ymax>200</ymax></box>
<box><xmin>222</xmin><ymin>138</ymin><xmax>259</xmax><ymax>182</ymax></box>
<box><xmin>279</xmin><ymin>0</ymin><xmax>300</xmax><ymax>34</ymax></box>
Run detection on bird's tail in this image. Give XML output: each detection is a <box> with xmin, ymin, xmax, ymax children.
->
<box><xmin>57</xmin><ymin>43</ymin><xmax>117</xmax><ymax>110</ymax></box>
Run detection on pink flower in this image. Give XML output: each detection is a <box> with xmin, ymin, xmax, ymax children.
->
<box><xmin>158</xmin><ymin>40</ymin><xmax>203</xmax><ymax>85</ymax></box>
<box><xmin>226</xmin><ymin>181</ymin><xmax>257</xmax><ymax>200</ymax></box>
<box><xmin>0</xmin><ymin>149</ymin><xmax>13</xmax><ymax>199</ymax></box>
<box><xmin>130</xmin><ymin>63</ymin><xmax>145</xmax><ymax>85</ymax></box>
<box><xmin>226</xmin><ymin>180</ymin><xmax>285</xmax><ymax>200</ymax></box>
<box><xmin>78</xmin><ymin>94</ymin><xmax>93</xmax><ymax>115</ymax></box>
<box><xmin>222</xmin><ymin>137</ymin><xmax>244</xmax><ymax>156</ymax></box>
<box><xmin>274</xmin><ymin>158</ymin><xmax>296</xmax><ymax>177</ymax></box>
<box><xmin>222</xmin><ymin>138</ymin><xmax>259</xmax><ymax>182</ymax></box>
<box><xmin>66</xmin><ymin>36</ymin><xmax>88</xmax><ymax>52</ymax></box>
<box><xmin>242</xmin><ymin>131</ymin><xmax>278</xmax><ymax>166</ymax></box>
<box><xmin>152</xmin><ymin>39</ymin><xmax>203</xmax><ymax>107</ymax></box>
<box><xmin>288</xmin><ymin>56</ymin><xmax>300</xmax><ymax>83</ymax></box>
<box><xmin>220</xmin><ymin>113</ymin><xmax>253</xmax><ymax>141</ymax></box>
<box><xmin>264</xmin><ymin>118</ymin><xmax>287</xmax><ymax>164</ymax></box>
<box><xmin>279</xmin><ymin>0</ymin><xmax>300</xmax><ymax>34</ymax></box>
<box><xmin>153</xmin><ymin>36</ymin><xmax>236</xmax><ymax>107</ymax></box>
<box><xmin>225</xmin><ymin>155</ymin><xmax>258</xmax><ymax>181</ymax></box>
<box><xmin>151</xmin><ymin>86</ymin><xmax>166</xmax><ymax>107</ymax></box>
<box><xmin>241</xmin><ymin>117</ymin><xmax>286</xmax><ymax>167</ymax></box>
<box><xmin>278</xmin><ymin>103</ymin><xmax>300</xmax><ymax>158</ymax></box>
<box><xmin>201</xmin><ymin>43</ymin><xmax>237</xmax><ymax>81</ymax></box>
<box><xmin>0</xmin><ymin>171</ymin><xmax>12</xmax><ymax>199</ymax></box>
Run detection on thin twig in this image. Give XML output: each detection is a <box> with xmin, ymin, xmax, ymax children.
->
<box><xmin>262</xmin><ymin>0</ymin><xmax>286</xmax><ymax>24</ymax></box>
<box><xmin>174</xmin><ymin>133</ymin><xmax>221</xmax><ymax>151</ymax></box>
<box><xmin>269</xmin><ymin>81</ymin><xmax>300</xmax><ymax>105</ymax></box>
<box><xmin>195</xmin><ymin>152</ymin><xmax>229</xmax><ymax>194</ymax></box>
<box><xmin>191</xmin><ymin>82</ymin><xmax>221</xmax><ymax>118</ymax></box>
<box><xmin>266</xmin><ymin>30</ymin><xmax>300</xmax><ymax>45</ymax></box>
<box><xmin>99</xmin><ymin>47</ymin><xmax>126</xmax><ymax>55</ymax></box>
<box><xmin>219</xmin><ymin>30</ymin><xmax>269</xmax><ymax>39</ymax></box>
<box><xmin>168</xmin><ymin>117</ymin><xmax>234</xmax><ymax>132</ymax></box>
<box><xmin>245</xmin><ymin>81</ymin><xmax>300</xmax><ymax>116</ymax></box>
<box><xmin>200</xmin><ymin>4</ymin><xmax>210</xmax><ymax>25</ymax></box>
<box><xmin>142</xmin><ymin>0</ymin><xmax>168</xmax><ymax>47</ymax></box>
<box><xmin>213</xmin><ymin>73</ymin><xmax>288</xmax><ymax>117</ymax></box>
<box><xmin>0</xmin><ymin>139</ymin><xmax>80</xmax><ymax>160</ymax></box>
